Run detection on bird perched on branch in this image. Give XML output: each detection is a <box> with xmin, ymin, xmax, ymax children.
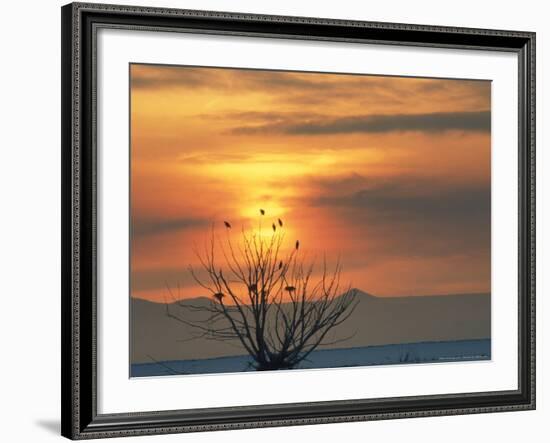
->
<box><xmin>213</xmin><ymin>292</ymin><xmax>225</xmax><ymax>302</ymax></box>
<box><xmin>295</xmin><ymin>240</ymin><xmax>300</xmax><ymax>250</ymax></box>
<box><xmin>248</xmin><ymin>283</ymin><xmax>258</xmax><ymax>293</ymax></box>
<box><xmin>278</xmin><ymin>218</ymin><xmax>283</xmax><ymax>227</ymax></box>
<box><xmin>284</xmin><ymin>286</ymin><xmax>296</xmax><ymax>293</ymax></box>
<box><xmin>272</xmin><ymin>223</ymin><xmax>276</xmax><ymax>232</ymax></box>
<box><xmin>278</xmin><ymin>261</ymin><xmax>283</xmax><ymax>270</ymax></box>
<box><xmin>223</xmin><ymin>221</ymin><xmax>231</xmax><ymax>229</ymax></box>
<box><xmin>260</xmin><ymin>209</ymin><xmax>265</xmax><ymax>215</ymax></box>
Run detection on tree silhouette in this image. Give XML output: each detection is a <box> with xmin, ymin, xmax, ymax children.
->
<box><xmin>166</xmin><ymin>211</ymin><xmax>359</xmax><ymax>371</ymax></box>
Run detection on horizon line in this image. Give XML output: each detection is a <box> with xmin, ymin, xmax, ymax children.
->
<box><xmin>131</xmin><ymin>289</ymin><xmax>491</xmax><ymax>305</ymax></box>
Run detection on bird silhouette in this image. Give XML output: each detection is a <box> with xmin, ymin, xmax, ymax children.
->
<box><xmin>272</xmin><ymin>223</ymin><xmax>276</xmax><ymax>232</ymax></box>
<box><xmin>278</xmin><ymin>218</ymin><xmax>283</xmax><ymax>227</ymax></box>
<box><xmin>248</xmin><ymin>283</ymin><xmax>258</xmax><ymax>292</ymax></box>
<box><xmin>213</xmin><ymin>292</ymin><xmax>225</xmax><ymax>302</ymax></box>
<box><xmin>284</xmin><ymin>285</ymin><xmax>296</xmax><ymax>293</ymax></box>
<box><xmin>295</xmin><ymin>240</ymin><xmax>300</xmax><ymax>250</ymax></box>
<box><xmin>278</xmin><ymin>261</ymin><xmax>283</xmax><ymax>270</ymax></box>
<box><xmin>260</xmin><ymin>209</ymin><xmax>265</xmax><ymax>215</ymax></box>
<box><xmin>223</xmin><ymin>221</ymin><xmax>231</xmax><ymax>228</ymax></box>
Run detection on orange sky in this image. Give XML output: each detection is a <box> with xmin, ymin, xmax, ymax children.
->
<box><xmin>130</xmin><ymin>64</ymin><xmax>491</xmax><ymax>302</ymax></box>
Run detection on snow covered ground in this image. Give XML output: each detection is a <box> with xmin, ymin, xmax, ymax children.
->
<box><xmin>131</xmin><ymin>338</ymin><xmax>490</xmax><ymax>377</ymax></box>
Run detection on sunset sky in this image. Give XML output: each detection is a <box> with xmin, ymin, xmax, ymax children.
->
<box><xmin>130</xmin><ymin>64</ymin><xmax>491</xmax><ymax>303</ymax></box>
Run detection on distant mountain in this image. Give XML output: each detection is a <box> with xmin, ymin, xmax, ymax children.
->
<box><xmin>131</xmin><ymin>290</ymin><xmax>490</xmax><ymax>364</ymax></box>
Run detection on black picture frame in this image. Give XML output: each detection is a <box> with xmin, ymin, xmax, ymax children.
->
<box><xmin>61</xmin><ymin>2</ymin><xmax>536</xmax><ymax>439</ymax></box>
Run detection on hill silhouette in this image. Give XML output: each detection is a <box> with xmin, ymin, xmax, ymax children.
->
<box><xmin>131</xmin><ymin>290</ymin><xmax>490</xmax><ymax>364</ymax></box>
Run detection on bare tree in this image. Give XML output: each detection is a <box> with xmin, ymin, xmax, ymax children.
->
<box><xmin>166</xmin><ymin>211</ymin><xmax>359</xmax><ymax>371</ymax></box>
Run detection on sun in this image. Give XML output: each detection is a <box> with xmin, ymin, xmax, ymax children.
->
<box><xmin>234</xmin><ymin>205</ymin><xmax>298</xmax><ymax>243</ymax></box>
<box><xmin>239</xmin><ymin>204</ymin><xmax>287</xmax><ymax>220</ymax></box>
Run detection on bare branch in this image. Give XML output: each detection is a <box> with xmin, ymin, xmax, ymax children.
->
<box><xmin>167</xmin><ymin>215</ymin><xmax>359</xmax><ymax>370</ymax></box>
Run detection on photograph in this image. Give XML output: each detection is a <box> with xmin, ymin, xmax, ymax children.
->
<box><xmin>129</xmin><ymin>64</ymin><xmax>492</xmax><ymax>377</ymax></box>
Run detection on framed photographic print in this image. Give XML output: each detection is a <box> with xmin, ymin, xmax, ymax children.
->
<box><xmin>61</xmin><ymin>2</ymin><xmax>536</xmax><ymax>439</ymax></box>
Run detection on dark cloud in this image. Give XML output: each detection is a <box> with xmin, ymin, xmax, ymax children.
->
<box><xmin>231</xmin><ymin>111</ymin><xmax>491</xmax><ymax>135</ymax></box>
<box><xmin>132</xmin><ymin>217</ymin><xmax>209</xmax><ymax>237</ymax></box>
<box><xmin>131</xmin><ymin>267</ymin><xmax>216</xmax><ymax>294</ymax></box>
<box><xmin>131</xmin><ymin>64</ymin><xmax>487</xmax><ymax>96</ymax></box>
<box><xmin>130</xmin><ymin>67</ymin><xmax>342</xmax><ymax>92</ymax></box>
<box><xmin>301</xmin><ymin>173</ymin><xmax>491</xmax><ymax>259</ymax></box>
<box><xmin>245</xmin><ymin>72</ymin><xmax>335</xmax><ymax>91</ymax></box>
<box><xmin>131</xmin><ymin>66</ymin><xmax>490</xmax><ymax>119</ymax></box>
<box><xmin>307</xmin><ymin>172</ymin><xmax>369</xmax><ymax>194</ymax></box>
<box><xmin>132</xmin><ymin>268</ymin><xmax>196</xmax><ymax>292</ymax></box>
<box><xmin>132</xmin><ymin>264</ymin><xmax>246</xmax><ymax>295</ymax></box>
<box><xmin>130</xmin><ymin>67</ymin><xmax>219</xmax><ymax>89</ymax></box>
<box><xmin>312</xmin><ymin>178</ymin><xmax>490</xmax><ymax>224</ymax></box>
<box><xmin>202</xmin><ymin>110</ymin><xmax>322</xmax><ymax>123</ymax></box>
<box><xmin>177</xmin><ymin>152</ymin><xmax>255</xmax><ymax>164</ymax></box>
